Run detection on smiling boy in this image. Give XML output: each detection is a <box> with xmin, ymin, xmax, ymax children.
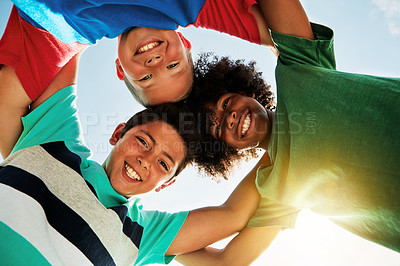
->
<box><xmin>178</xmin><ymin>0</ymin><xmax>400</xmax><ymax>263</ymax></box>
<box><xmin>4</xmin><ymin>0</ymin><xmax>271</xmax><ymax>105</ymax></box>
<box><xmin>0</xmin><ymin>0</ymin><xmax>274</xmax><ymax>159</ymax></box>
<box><xmin>0</xmin><ymin>40</ymin><xmax>262</xmax><ymax>264</ymax></box>
<box><xmin>116</xmin><ymin>28</ymin><xmax>193</xmax><ymax>106</ymax></box>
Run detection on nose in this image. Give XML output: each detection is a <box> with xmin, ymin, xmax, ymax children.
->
<box><xmin>226</xmin><ymin>111</ymin><xmax>237</xmax><ymax>130</ymax></box>
<box><xmin>145</xmin><ymin>54</ymin><xmax>164</xmax><ymax>67</ymax></box>
<box><xmin>137</xmin><ymin>156</ymin><xmax>150</xmax><ymax>170</ymax></box>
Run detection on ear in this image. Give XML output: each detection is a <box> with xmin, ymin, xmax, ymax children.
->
<box><xmin>115</xmin><ymin>58</ymin><xmax>125</xmax><ymax>80</ymax></box>
<box><xmin>109</xmin><ymin>123</ymin><xmax>126</xmax><ymax>145</ymax></box>
<box><xmin>177</xmin><ymin>32</ymin><xmax>192</xmax><ymax>51</ymax></box>
<box><xmin>155</xmin><ymin>178</ymin><xmax>176</xmax><ymax>192</ymax></box>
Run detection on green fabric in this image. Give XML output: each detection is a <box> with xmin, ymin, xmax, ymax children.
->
<box><xmin>0</xmin><ymin>222</ymin><xmax>51</xmax><ymax>266</ymax></box>
<box><xmin>249</xmin><ymin>23</ymin><xmax>400</xmax><ymax>252</ymax></box>
<box><xmin>11</xmin><ymin>85</ymin><xmax>189</xmax><ymax>264</ymax></box>
<box><xmin>135</xmin><ymin>209</ymin><xmax>188</xmax><ymax>265</ymax></box>
<box><xmin>12</xmin><ymin>85</ymin><xmax>86</xmax><ymax>156</ymax></box>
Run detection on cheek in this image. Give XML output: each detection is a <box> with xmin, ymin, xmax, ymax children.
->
<box><xmin>123</xmin><ymin>63</ymin><xmax>145</xmax><ymax>80</ymax></box>
<box><xmin>167</xmin><ymin>41</ymin><xmax>185</xmax><ymax>58</ymax></box>
<box><xmin>149</xmin><ymin>169</ymin><xmax>170</xmax><ymax>186</ymax></box>
<box><xmin>117</xmin><ymin>142</ymin><xmax>143</xmax><ymax>156</ymax></box>
<box><xmin>223</xmin><ymin>133</ymin><xmax>240</xmax><ymax>149</ymax></box>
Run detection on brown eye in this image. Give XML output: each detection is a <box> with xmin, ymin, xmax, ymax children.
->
<box><xmin>137</xmin><ymin>137</ymin><xmax>148</xmax><ymax>148</ymax></box>
<box><xmin>215</xmin><ymin>125</ymin><xmax>221</xmax><ymax>140</ymax></box>
<box><xmin>167</xmin><ymin>62</ymin><xmax>179</xmax><ymax>69</ymax></box>
<box><xmin>159</xmin><ymin>160</ymin><xmax>169</xmax><ymax>171</ymax></box>
<box><xmin>222</xmin><ymin>97</ymin><xmax>231</xmax><ymax>110</ymax></box>
<box><xmin>140</xmin><ymin>74</ymin><xmax>152</xmax><ymax>81</ymax></box>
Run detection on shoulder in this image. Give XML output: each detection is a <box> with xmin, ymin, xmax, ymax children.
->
<box><xmin>273</xmin><ymin>23</ymin><xmax>336</xmax><ymax>70</ymax></box>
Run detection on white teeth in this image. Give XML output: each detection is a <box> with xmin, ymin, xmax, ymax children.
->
<box><xmin>137</xmin><ymin>42</ymin><xmax>159</xmax><ymax>54</ymax></box>
<box><xmin>124</xmin><ymin>162</ymin><xmax>142</xmax><ymax>181</ymax></box>
<box><xmin>241</xmin><ymin>114</ymin><xmax>251</xmax><ymax>136</ymax></box>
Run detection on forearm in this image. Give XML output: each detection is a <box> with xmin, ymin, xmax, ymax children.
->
<box><xmin>177</xmin><ymin>226</ymin><xmax>281</xmax><ymax>266</ymax></box>
<box><xmin>249</xmin><ymin>4</ymin><xmax>275</xmax><ymax>48</ymax></box>
<box><xmin>176</xmin><ymin>247</ymin><xmax>223</xmax><ymax>266</ymax></box>
<box><xmin>222</xmin><ymin>152</ymin><xmax>270</xmax><ymax>224</ymax></box>
<box><xmin>258</xmin><ymin>0</ymin><xmax>314</xmax><ymax>40</ymax></box>
<box><xmin>0</xmin><ymin>51</ymin><xmax>82</xmax><ymax>159</ymax></box>
<box><xmin>167</xmin><ymin>153</ymin><xmax>270</xmax><ymax>255</ymax></box>
<box><xmin>0</xmin><ymin>65</ymin><xmax>31</xmax><ymax>158</ymax></box>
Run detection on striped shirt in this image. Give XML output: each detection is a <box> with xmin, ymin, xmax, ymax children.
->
<box><xmin>0</xmin><ymin>86</ymin><xmax>188</xmax><ymax>265</ymax></box>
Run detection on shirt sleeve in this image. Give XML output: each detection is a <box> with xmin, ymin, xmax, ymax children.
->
<box><xmin>135</xmin><ymin>209</ymin><xmax>189</xmax><ymax>265</ymax></box>
<box><xmin>12</xmin><ymin>0</ymin><xmax>205</xmax><ymax>44</ymax></box>
<box><xmin>248</xmin><ymin>164</ymin><xmax>300</xmax><ymax>229</ymax></box>
<box><xmin>11</xmin><ymin>85</ymin><xmax>85</xmax><ymax>155</ymax></box>
<box><xmin>192</xmin><ymin>0</ymin><xmax>261</xmax><ymax>44</ymax></box>
<box><xmin>248</xmin><ymin>198</ymin><xmax>300</xmax><ymax>229</ymax></box>
<box><xmin>0</xmin><ymin>6</ymin><xmax>87</xmax><ymax>101</ymax></box>
<box><xmin>272</xmin><ymin>23</ymin><xmax>336</xmax><ymax>70</ymax></box>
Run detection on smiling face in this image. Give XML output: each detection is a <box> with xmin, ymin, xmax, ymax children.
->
<box><xmin>206</xmin><ymin>93</ymin><xmax>272</xmax><ymax>150</ymax></box>
<box><xmin>117</xmin><ymin>27</ymin><xmax>193</xmax><ymax>105</ymax></box>
<box><xmin>104</xmin><ymin>120</ymin><xmax>186</xmax><ymax>197</ymax></box>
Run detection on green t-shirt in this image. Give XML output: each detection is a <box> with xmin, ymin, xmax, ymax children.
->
<box><xmin>249</xmin><ymin>23</ymin><xmax>400</xmax><ymax>252</ymax></box>
<box><xmin>10</xmin><ymin>85</ymin><xmax>188</xmax><ymax>265</ymax></box>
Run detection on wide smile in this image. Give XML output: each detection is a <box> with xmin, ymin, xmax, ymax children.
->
<box><xmin>238</xmin><ymin>111</ymin><xmax>253</xmax><ymax>139</ymax></box>
<box><xmin>123</xmin><ymin>161</ymin><xmax>142</xmax><ymax>182</ymax></box>
<box><xmin>135</xmin><ymin>40</ymin><xmax>162</xmax><ymax>55</ymax></box>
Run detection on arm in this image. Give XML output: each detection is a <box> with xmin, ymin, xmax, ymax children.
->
<box><xmin>258</xmin><ymin>0</ymin><xmax>314</xmax><ymax>40</ymax></box>
<box><xmin>176</xmin><ymin>226</ymin><xmax>281</xmax><ymax>266</ymax></box>
<box><xmin>165</xmin><ymin>152</ymin><xmax>270</xmax><ymax>255</ymax></box>
<box><xmin>0</xmin><ymin>52</ymin><xmax>82</xmax><ymax>158</ymax></box>
<box><xmin>249</xmin><ymin>0</ymin><xmax>314</xmax><ymax>57</ymax></box>
<box><xmin>0</xmin><ymin>65</ymin><xmax>31</xmax><ymax>158</ymax></box>
<box><xmin>249</xmin><ymin>4</ymin><xmax>278</xmax><ymax>57</ymax></box>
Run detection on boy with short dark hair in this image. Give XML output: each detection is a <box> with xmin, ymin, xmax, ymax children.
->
<box><xmin>0</xmin><ymin>0</ymin><xmax>273</xmax><ymax>159</ymax></box>
<box><xmin>0</xmin><ymin>44</ymin><xmax>261</xmax><ymax>265</ymax></box>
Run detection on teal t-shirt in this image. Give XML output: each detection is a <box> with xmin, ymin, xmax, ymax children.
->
<box><xmin>11</xmin><ymin>85</ymin><xmax>188</xmax><ymax>265</ymax></box>
<box><xmin>249</xmin><ymin>24</ymin><xmax>400</xmax><ymax>252</ymax></box>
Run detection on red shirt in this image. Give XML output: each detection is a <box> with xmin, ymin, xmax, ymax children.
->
<box><xmin>194</xmin><ymin>0</ymin><xmax>260</xmax><ymax>45</ymax></box>
<box><xmin>0</xmin><ymin>6</ymin><xmax>88</xmax><ymax>101</ymax></box>
<box><xmin>0</xmin><ymin>1</ymin><xmax>259</xmax><ymax>101</ymax></box>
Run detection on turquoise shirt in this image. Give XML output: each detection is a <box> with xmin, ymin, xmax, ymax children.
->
<box><xmin>11</xmin><ymin>86</ymin><xmax>188</xmax><ymax>265</ymax></box>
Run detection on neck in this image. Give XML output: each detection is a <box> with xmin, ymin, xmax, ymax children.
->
<box><xmin>258</xmin><ymin>110</ymin><xmax>275</xmax><ymax>150</ymax></box>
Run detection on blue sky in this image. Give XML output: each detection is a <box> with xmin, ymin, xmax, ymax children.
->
<box><xmin>1</xmin><ymin>0</ymin><xmax>400</xmax><ymax>265</ymax></box>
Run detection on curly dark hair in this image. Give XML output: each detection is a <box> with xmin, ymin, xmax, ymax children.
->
<box><xmin>188</xmin><ymin>53</ymin><xmax>275</xmax><ymax>112</ymax></box>
<box><xmin>185</xmin><ymin>53</ymin><xmax>275</xmax><ymax>179</ymax></box>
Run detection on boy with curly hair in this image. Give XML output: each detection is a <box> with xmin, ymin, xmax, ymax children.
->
<box><xmin>179</xmin><ymin>0</ymin><xmax>400</xmax><ymax>264</ymax></box>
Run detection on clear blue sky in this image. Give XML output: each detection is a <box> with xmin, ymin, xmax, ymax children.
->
<box><xmin>1</xmin><ymin>0</ymin><xmax>399</xmax><ymax>265</ymax></box>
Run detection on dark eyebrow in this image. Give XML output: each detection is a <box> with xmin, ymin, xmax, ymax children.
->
<box><xmin>141</xmin><ymin>130</ymin><xmax>176</xmax><ymax>165</ymax></box>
